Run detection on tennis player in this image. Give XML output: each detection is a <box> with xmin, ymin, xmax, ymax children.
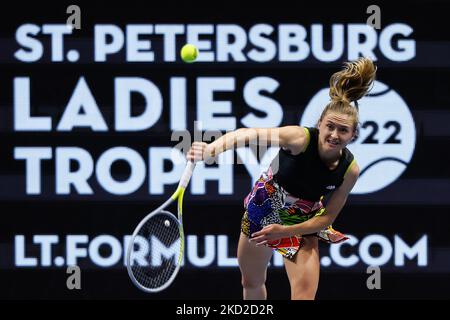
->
<box><xmin>187</xmin><ymin>57</ymin><xmax>376</xmax><ymax>300</ymax></box>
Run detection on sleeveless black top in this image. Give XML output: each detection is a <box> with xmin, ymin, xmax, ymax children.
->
<box><xmin>271</xmin><ymin>127</ymin><xmax>355</xmax><ymax>201</ymax></box>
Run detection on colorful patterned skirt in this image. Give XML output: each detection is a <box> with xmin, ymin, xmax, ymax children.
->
<box><xmin>241</xmin><ymin>167</ymin><xmax>348</xmax><ymax>260</ymax></box>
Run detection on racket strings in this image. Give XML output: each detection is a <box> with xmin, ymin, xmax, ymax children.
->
<box><xmin>129</xmin><ymin>213</ymin><xmax>182</xmax><ymax>290</ymax></box>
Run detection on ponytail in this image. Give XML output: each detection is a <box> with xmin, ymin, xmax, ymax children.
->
<box><xmin>319</xmin><ymin>57</ymin><xmax>377</xmax><ymax>135</ymax></box>
<box><xmin>329</xmin><ymin>57</ymin><xmax>377</xmax><ymax>105</ymax></box>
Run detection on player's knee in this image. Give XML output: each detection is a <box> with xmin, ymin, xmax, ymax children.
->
<box><xmin>290</xmin><ymin>277</ymin><xmax>318</xmax><ymax>300</ymax></box>
<box><xmin>241</xmin><ymin>275</ymin><xmax>266</xmax><ymax>289</ymax></box>
<box><xmin>291</xmin><ymin>289</ymin><xmax>316</xmax><ymax>300</ymax></box>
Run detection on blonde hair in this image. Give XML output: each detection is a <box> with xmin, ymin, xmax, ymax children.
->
<box><xmin>319</xmin><ymin>57</ymin><xmax>377</xmax><ymax>137</ymax></box>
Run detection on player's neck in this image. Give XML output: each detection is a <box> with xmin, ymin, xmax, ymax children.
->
<box><xmin>318</xmin><ymin>141</ymin><xmax>342</xmax><ymax>167</ymax></box>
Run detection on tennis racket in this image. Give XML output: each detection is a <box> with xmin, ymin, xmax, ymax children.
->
<box><xmin>126</xmin><ymin>161</ymin><xmax>196</xmax><ymax>293</ymax></box>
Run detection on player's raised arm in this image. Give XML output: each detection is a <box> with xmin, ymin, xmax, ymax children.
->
<box><xmin>186</xmin><ymin>126</ymin><xmax>309</xmax><ymax>162</ymax></box>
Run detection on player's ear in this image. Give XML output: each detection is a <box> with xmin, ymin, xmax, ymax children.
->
<box><xmin>351</xmin><ymin>124</ymin><xmax>360</xmax><ymax>141</ymax></box>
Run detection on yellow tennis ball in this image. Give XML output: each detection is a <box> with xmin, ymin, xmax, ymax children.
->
<box><xmin>180</xmin><ymin>44</ymin><xmax>198</xmax><ymax>63</ymax></box>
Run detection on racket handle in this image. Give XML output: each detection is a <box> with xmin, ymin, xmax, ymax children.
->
<box><xmin>178</xmin><ymin>161</ymin><xmax>196</xmax><ymax>189</ymax></box>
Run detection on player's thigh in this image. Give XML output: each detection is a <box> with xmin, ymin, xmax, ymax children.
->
<box><xmin>237</xmin><ymin>233</ymin><xmax>273</xmax><ymax>282</ymax></box>
<box><xmin>283</xmin><ymin>237</ymin><xmax>320</xmax><ymax>289</ymax></box>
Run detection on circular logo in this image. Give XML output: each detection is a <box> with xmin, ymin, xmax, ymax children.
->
<box><xmin>300</xmin><ymin>80</ymin><xmax>416</xmax><ymax>194</ymax></box>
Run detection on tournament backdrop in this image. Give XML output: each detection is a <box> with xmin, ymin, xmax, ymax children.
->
<box><xmin>0</xmin><ymin>1</ymin><xmax>449</xmax><ymax>299</ymax></box>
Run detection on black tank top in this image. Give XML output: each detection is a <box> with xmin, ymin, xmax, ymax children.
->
<box><xmin>271</xmin><ymin>127</ymin><xmax>355</xmax><ymax>201</ymax></box>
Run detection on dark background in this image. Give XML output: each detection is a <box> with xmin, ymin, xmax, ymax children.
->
<box><xmin>0</xmin><ymin>0</ymin><xmax>449</xmax><ymax>300</ymax></box>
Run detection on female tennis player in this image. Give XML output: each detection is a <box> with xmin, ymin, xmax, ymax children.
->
<box><xmin>187</xmin><ymin>57</ymin><xmax>376</xmax><ymax>300</ymax></box>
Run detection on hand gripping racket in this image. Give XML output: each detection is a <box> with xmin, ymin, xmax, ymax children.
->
<box><xmin>126</xmin><ymin>161</ymin><xmax>196</xmax><ymax>293</ymax></box>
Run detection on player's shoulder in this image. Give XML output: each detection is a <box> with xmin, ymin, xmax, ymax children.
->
<box><xmin>279</xmin><ymin>125</ymin><xmax>305</xmax><ymax>133</ymax></box>
<box><xmin>344</xmin><ymin>158</ymin><xmax>360</xmax><ymax>180</ymax></box>
<box><xmin>277</xmin><ymin>125</ymin><xmax>308</xmax><ymax>142</ymax></box>
<box><xmin>278</xmin><ymin>126</ymin><xmax>311</xmax><ymax>154</ymax></box>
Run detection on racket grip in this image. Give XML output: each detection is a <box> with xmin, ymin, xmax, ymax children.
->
<box><xmin>178</xmin><ymin>161</ymin><xmax>196</xmax><ymax>189</ymax></box>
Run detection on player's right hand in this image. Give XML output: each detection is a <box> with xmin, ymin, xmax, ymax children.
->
<box><xmin>187</xmin><ymin>142</ymin><xmax>214</xmax><ymax>163</ymax></box>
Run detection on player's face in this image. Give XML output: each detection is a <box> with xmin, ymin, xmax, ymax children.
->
<box><xmin>318</xmin><ymin>112</ymin><xmax>355</xmax><ymax>153</ymax></box>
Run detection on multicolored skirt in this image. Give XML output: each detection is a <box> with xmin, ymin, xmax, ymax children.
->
<box><xmin>241</xmin><ymin>167</ymin><xmax>348</xmax><ymax>260</ymax></box>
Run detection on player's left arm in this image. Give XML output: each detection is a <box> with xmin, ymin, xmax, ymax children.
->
<box><xmin>289</xmin><ymin>161</ymin><xmax>360</xmax><ymax>235</ymax></box>
<box><xmin>250</xmin><ymin>162</ymin><xmax>360</xmax><ymax>244</ymax></box>
<box><xmin>312</xmin><ymin>161</ymin><xmax>360</xmax><ymax>228</ymax></box>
